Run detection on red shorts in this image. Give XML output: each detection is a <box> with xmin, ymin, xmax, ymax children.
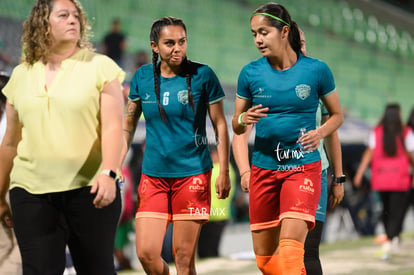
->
<box><xmin>136</xmin><ymin>171</ymin><xmax>211</xmax><ymax>222</ymax></box>
<box><xmin>249</xmin><ymin>161</ymin><xmax>321</xmax><ymax>231</ymax></box>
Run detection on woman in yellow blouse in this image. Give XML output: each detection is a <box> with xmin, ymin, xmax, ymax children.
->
<box><xmin>0</xmin><ymin>0</ymin><xmax>125</xmax><ymax>274</ymax></box>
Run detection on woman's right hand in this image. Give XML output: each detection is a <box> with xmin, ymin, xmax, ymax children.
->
<box><xmin>0</xmin><ymin>199</ymin><xmax>13</xmax><ymax>228</ymax></box>
<box><xmin>242</xmin><ymin>104</ymin><xmax>269</xmax><ymax>125</ymax></box>
<box><xmin>240</xmin><ymin>171</ymin><xmax>250</xmax><ymax>193</ymax></box>
<box><xmin>353</xmin><ymin>173</ymin><xmax>363</xmax><ymax>188</ymax></box>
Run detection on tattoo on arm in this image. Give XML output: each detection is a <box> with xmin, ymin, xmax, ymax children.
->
<box><xmin>125</xmin><ymin>101</ymin><xmax>138</xmax><ymax>119</ymax></box>
<box><xmin>123</xmin><ymin>101</ymin><xmax>141</xmax><ymax>146</ymax></box>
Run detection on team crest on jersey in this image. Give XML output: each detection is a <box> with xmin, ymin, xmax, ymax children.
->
<box><xmin>177</xmin><ymin>90</ymin><xmax>189</xmax><ymax>105</ymax></box>
<box><xmin>295</xmin><ymin>84</ymin><xmax>311</xmax><ymax>100</ymax></box>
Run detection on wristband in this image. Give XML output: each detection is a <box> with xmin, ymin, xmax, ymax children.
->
<box><xmin>101</xmin><ymin>169</ymin><xmax>117</xmax><ymax>180</ymax></box>
<box><xmin>332</xmin><ymin>174</ymin><xmax>346</xmax><ymax>185</ymax></box>
<box><xmin>238</xmin><ymin>112</ymin><xmax>247</xmax><ymax>126</ymax></box>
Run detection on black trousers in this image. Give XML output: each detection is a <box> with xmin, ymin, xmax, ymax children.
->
<box><xmin>379</xmin><ymin>190</ymin><xmax>410</xmax><ymax>240</ymax></box>
<box><xmin>197</xmin><ymin>221</ymin><xmax>227</xmax><ymax>258</ymax></box>
<box><xmin>10</xmin><ymin>186</ymin><xmax>121</xmax><ymax>275</ymax></box>
<box><xmin>304</xmin><ymin>220</ymin><xmax>324</xmax><ymax>275</ymax></box>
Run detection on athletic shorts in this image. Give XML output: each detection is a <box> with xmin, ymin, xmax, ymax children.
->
<box><xmin>136</xmin><ymin>171</ymin><xmax>211</xmax><ymax>222</ymax></box>
<box><xmin>315</xmin><ymin>169</ymin><xmax>328</xmax><ymax>222</ymax></box>
<box><xmin>249</xmin><ymin>161</ymin><xmax>321</xmax><ymax>231</ymax></box>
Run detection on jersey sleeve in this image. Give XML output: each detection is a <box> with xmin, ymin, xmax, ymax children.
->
<box><xmin>318</xmin><ymin>61</ymin><xmax>336</xmax><ymax>98</ymax></box>
<box><xmin>96</xmin><ymin>54</ymin><xmax>125</xmax><ymax>92</ymax></box>
<box><xmin>128</xmin><ymin>69</ymin><xmax>141</xmax><ymax>101</ymax></box>
<box><xmin>236</xmin><ymin>66</ymin><xmax>252</xmax><ymax>100</ymax></box>
<box><xmin>320</xmin><ymin>101</ymin><xmax>329</xmax><ymax>116</ymax></box>
<box><xmin>203</xmin><ymin>66</ymin><xmax>225</xmax><ymax>104</ymax></box>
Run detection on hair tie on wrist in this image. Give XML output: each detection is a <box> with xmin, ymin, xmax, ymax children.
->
<box><xmin>240</xmin><ymin>170</ymin><xmax>251</xmax><ymax>177</ymax></box>
<box><xmin>238</xmin><ymin>112</ymin><xmax>247</xmax><ymax>126</ymax></box>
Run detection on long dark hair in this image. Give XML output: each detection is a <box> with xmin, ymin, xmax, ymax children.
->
<box><xmin>149</xmin><ymin>16</ymin><xmax>195</xmax><ymax>123</ymax></box>
<box><xmin>252</xmin><ymin>3</ymin><xmax>301</xmax><ymax>55</ymax></box>
<box><xmin>380</xmin><ymin>103</ymin><xmax>404</xmax><ymax>156</ymax></box>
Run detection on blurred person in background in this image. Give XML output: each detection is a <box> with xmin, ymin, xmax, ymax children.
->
<box><xmin>300</xmin><ymin>29</ymin><xmax>345</xmax><ymax>275</ymax></box>
<box><xmin>0</xmin><ymin>72</ymin><xmax>22</xmax><ymax>274</ymax></box>
<box><xmin>114</xmin><ymin>150</ymin><xmax>135</xmax><ymax>271</ymax></box>
<box><xmin>0</xmin><ymin>51</ymin><xmax>11</xmax><ymax>71</ymax></box>
<box><xmin>232</xmin><ymin>3</ymin><xmax>343</xmax><ymax>274</ymax></box>
<box><xmin>0</xmin><ymin>0</ymin><xmax>125</xmax><ymax>274</ymax></box>
<box><xmin>134</xmin><ymin>50</ymin><xmax>149</xmax><ymax>71</ymax></box>
<box><xmin>197</xmin><ymin>147</ymin><xmax>236</xmax><ymax>258</ymax></box>
<box><xmin>354</xmin><ymin>103</ymin><xmax>414</xmax><ymax>260</ymax></box>
<box><xmin>406</xmin><ymin>107</ymin><xmax>414</xmax><ymax>207</ymax></box>
<box><xmin>0</xmin><ymin>73</ymin><xmax>8</xmax><ymax>139</ymax></box>
<box><xmin>119</xmin><ymin>16</ymin><xmax>230</xmax><ymax>275</ymax></box>
<box><xmin>102</xmin><ymin>18</ymin><xmax>127</xmax><ymax>68</ymax></box>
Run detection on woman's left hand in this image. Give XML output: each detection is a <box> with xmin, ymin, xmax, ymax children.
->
<box><xmin>91</xmin><ymin>174</ymin><xmax>117</xmax><ymax>208</ymax></box>
<box><xmin>329</xmin><ymin>184</ymin><xmax>344</xmax><ymax>208</ymax></box>
<box><xmin>298</xmin><ymin>129</ymin><xmax>322</xmax><ymax>152</ymax></box>
<box><xmin>215</xmin><ymin>173</ymin><xmax>231</xmax><ymax>199</ymax></box>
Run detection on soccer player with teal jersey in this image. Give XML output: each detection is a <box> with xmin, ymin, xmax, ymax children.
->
<box><xmin>232</xmin><ymin>3</ymin><xmax>343</xmax><ymax>274</ymax></box>
<box><xmin>120</xmin><ymin>17</ymin><xmax>230</xmax><ymax>275</ymax></box>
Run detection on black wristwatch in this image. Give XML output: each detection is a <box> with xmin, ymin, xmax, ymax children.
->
<box><xmin>101</xmin><ymin>169</ymin><xmax>117</xmax><ymax>180</ymax></box>
<box><xmin>332</xmin><ymin>175</ymin><xmax>346</xmax><ymax>185</ymax></box>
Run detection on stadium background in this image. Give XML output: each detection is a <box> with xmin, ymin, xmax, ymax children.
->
<box><xmin>1</xmin><ymin>0</ymin><xmax>414</xmax><ymax>125</ymax></box>
<box><xmin>1</xmin><ymin>1</ymin><xmax>414</xmax><ymax>272</ymax></box>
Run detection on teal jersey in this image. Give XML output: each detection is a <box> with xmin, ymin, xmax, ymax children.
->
<box><xmin>129</xmin><ymin>62</ymin><xmax>225</xmax><ymax>177</ymax></box>
<box><xmin>317</xmin><ymin>101</ymin><xmax>330</xmax><ymax>171</ymax></box>
<box><xmin>237</xmin><ymin>54</ymin><xmax>336</xmax><ymax>169</ymax></box>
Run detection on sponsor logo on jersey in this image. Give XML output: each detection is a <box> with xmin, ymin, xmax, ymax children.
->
<box><xmin>295</xmin><ymin>84</ymin><xmax>311</xmax><ymax>100</ymax></box>
<box><xmin>253</xmin><ymin>87</ymin><xmax>272</xmax><ymax>98</ymax></box>
<box><xmin>177</xmin><ymin>90</ymin><xmax>189</xmax><ymax>105</ymax></box>
<box><xmin>274</xmin><ymin>142</ymin><xmax>305</xmax><ymax>161</ymax></box>
<box><xmin>142</xmin><ymin>92</ymin><xmax>156</xmax><ymax>104</ymax></box>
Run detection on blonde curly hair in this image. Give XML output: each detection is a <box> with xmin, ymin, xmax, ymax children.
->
<box><xmin>21</xmin><ymin>0</ymin><xmax>93</xmax><ymax>65</ymax></box>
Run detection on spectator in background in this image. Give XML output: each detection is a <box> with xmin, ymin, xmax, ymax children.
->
<box><xmin>114</xmin><ymin>150</ymin><xmax>135</xmax><ymax>271</ymax></box>
<box><xmin>0</xmin><ymin>0</ymin><xmax>125</xmax><ymax>274</ymax></box>
<box><xmin>103</xmin><ymin>18</ymin><xmax>127</xmax><ymax>67</ymax></box>
<box><xmin>134</xmin><ymin>50</ymin><xmax>149</xmax><ymax>71</ymax></box>
<box><xmin>0</xmin><ymin>72</ymin><xmax>7</xmax><ymax>139</ymax></box>
<box><xmin>0</xmin><ymin>51</ymin><xmax>11</xmax><ymax>71</ymax></box>
<box><xmin>406</xmin><ymin>107</ymin><xmax>414</xmax><ymax>205</ymax></box>
<box><xmin>0</xmin><ymin>72</ymin><xmax>22</xmax><ymax>275</ymax></box>
<box><xmin>198</xmin><ymin>147</ymin><xmax>236</xmax><ymax>258</ymax></box>
<box><xmin>354</xmin><ymin>103</ymin><xmax>414</xmax><ymax>260</ymax></box>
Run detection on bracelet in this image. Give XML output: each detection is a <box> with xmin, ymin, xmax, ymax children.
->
<box><xmin>240</xmin><ymin>170</ymin><xmax>251</xmax><ymax>177</ymax></box>
<box><xmin>238</xmin><ymin>112</ymin><xmax>247</xmax><ymax>126</ymax></box>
